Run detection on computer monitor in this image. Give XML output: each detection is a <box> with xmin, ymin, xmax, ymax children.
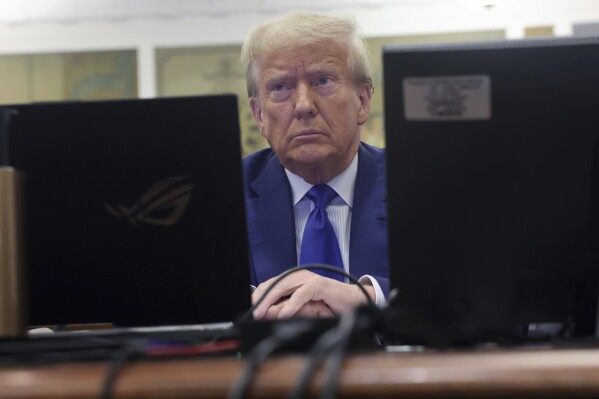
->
<box><xmin>383</xmin><ymin>36</ymin><xmax>599</xmax><ymax>345</ymax></box>
<box><xmin>4</xmin><ymin>95</ymin><xmax>252</xmax><ymax>327</ymax></box>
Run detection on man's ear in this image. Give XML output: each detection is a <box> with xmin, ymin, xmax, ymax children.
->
<box><xmin>357</xmin><ymin>84</ymin><xmax>372</xmax><ymax>126</ymax></box>
<box><xmin>249</xmin><ymin>97</ymin><xmax>265</xmax><ymax>136</ymax></box>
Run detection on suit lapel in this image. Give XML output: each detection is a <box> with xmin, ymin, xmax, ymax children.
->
<box><xmin>246</xmin><ymin>154</ymin><xmax>297</xmax><ymax>284</ymax></box>
<box><xmin>350</xmin><ymin>144</ymin><xmax>388</xmax><ymax>278</ymax></box>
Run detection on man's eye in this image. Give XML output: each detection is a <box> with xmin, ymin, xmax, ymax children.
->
<box><xmin>315</xmin><ymin>77</ymin><xmax>333</xmax><ymax>86</ymax></box>
<box><xmin>273</xmin><ymin>84</ymin><xmax>287</xmax><ymax>91</ymax></box>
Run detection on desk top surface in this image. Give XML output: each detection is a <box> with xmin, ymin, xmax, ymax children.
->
<box><xmin>2</xmin><ymin>346</ymin><xmax>599</xmax><ymax>399</ymax></box>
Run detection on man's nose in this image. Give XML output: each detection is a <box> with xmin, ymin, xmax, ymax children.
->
<box><xmin>293</xmin><ymin>83</ymin><xmax>317</xmax><ymax>119</ymax></box>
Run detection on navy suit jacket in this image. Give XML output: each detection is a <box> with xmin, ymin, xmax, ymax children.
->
<box><xmin>242</xmin><ymin>142</ymin><xmax>389</xmax><ymax>295</ymax></box>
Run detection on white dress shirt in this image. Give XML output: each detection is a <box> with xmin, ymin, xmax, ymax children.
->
<box><xmin>284</xmin><ymin>153</ymin><xmax>385</xmax><ymax>306</ymax></box>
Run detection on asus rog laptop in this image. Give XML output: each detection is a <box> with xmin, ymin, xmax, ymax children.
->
<box><xmin>4</xmin><ymin>95</ymin><xmax>252</xmax><ymax>328</ymax></box>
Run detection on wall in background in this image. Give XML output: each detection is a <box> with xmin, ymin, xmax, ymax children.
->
<box><xmin>1</xmin><ymin>0</ymin><xmax>599</xmax><ymax>97</ymax></box>
<box><xmin>0</xmin><ymin>0</ymin><xmax>597</xmax><ymax>154</ymax></box>
<box><xmin>0</xmin><ymin>51</ymin><xmax>137</xmax><ymax>104</ymax></box>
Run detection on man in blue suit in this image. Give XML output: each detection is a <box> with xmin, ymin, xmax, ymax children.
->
<box><xmin>241</xmin><ymin>12</ymin><xmax>388</xmax><ymax>319</ymax></box>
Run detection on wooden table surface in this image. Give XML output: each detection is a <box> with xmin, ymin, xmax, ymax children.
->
<box><xmin>2</xmin><ymin>346</ymin><xmax>599</xmax><ymax>398</ymax></box>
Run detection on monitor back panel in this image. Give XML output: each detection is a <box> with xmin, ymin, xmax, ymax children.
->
<box><xmin>6</xmin><ymin>95</ymin><xmax>251</xmax><ymax>327</ymax></box>
<box><xmin>383</xmin><ymin>37</ymin><xmax>599</xmax><ymax>341</ymax></box>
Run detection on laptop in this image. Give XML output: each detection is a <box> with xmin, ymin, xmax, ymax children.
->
<box><xmin>4</xmin><ymin>95</ymin><xmax>252</xmax><ymax>329</ymax></box>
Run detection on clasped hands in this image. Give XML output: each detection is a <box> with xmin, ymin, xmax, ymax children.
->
<box><xmin>252</xmin><ymin>269</ymin><xmax>375</xmax><ymax>320</ymax></box>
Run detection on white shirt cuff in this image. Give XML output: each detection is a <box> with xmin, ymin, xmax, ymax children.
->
<box><xmin>358</xmin><ymin>275</ymin><xmax>386</xmax><ymax>307</ymax></box>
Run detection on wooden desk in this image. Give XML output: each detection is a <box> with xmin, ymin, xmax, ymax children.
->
<box><xmin>2</xmin><ymin>347</ymin><xmax>599</xmax><ymax>398</ymax></box>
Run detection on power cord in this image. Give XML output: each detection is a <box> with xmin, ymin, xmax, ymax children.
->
<box><xmin>98</xmin><ymin>340</ymin><xmax>145</xmax><ymax>399</ymax></box>
<box><xmin>319</xmin><ymin>311</ymin><xmax>359</xmax><ymax>399</ymax></box>
<box><xmin>227</xmin><ymin>264</ymin><xmax>378</xmax><ymax>399</ymax></box>
<box><xmin>228</xmin><ymin>321</ymin><xmax>314</xmax><ymax>399</ymax></box>
<box><xmin>287</xmin><ymin>310</ymin><xmax>358</xmax><ymax>399</ymax></box>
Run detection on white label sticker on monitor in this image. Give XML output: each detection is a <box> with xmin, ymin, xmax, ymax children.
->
<box><xmin>403</xmin><ymin>75</ymin><xmax>491</xmax><ymax>121</ymax></box>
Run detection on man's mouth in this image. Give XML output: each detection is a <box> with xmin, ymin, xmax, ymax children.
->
<box><xmin>295</xmin><ymin>130</ymin><xmax>322</xmax><ymax>137</ymax></box>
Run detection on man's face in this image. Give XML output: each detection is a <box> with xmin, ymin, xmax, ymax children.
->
<box><xmin>249</xmin><ymin>41</ymin><xmax>371</xmax><ymax>181</ymax></box>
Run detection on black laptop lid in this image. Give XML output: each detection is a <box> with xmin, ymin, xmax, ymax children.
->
<box><xmin>5</xmin><ymin>95</ymin><xmax>251</xmax><ymax>327</ymax></box>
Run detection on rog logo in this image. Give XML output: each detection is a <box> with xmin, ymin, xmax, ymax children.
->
<box><xmin>104</xmin><ymin>176</ymin><xmax>193</xmax><ymax>227</ymax></box>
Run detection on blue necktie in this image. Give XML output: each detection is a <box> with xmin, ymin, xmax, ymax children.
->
<box><xmin>299</xmin><ymin>184</ymin><xmax>344</xmax><ymax>281</ymax></box>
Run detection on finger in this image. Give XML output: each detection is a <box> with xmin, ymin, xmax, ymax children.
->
<box><xmin>252</xmin><ymin>270</ymin><xmax>314</xmax><ymax>319</ymax></box>
<box><xmin>295</xmin><ymin>301</ymin><xmax>335</xmax><ymax>318</ymax></box>
<box><xmin>251</xmin><ymin>274</ymin><xmax>280</xmax><ymax>304</ymax></box>
<box><xmin>252</xmin><ymin>283</ymin><xmax>295</xmax><ymax>319</ymax></box>
<box><xmin>324</xmin><ymin>283</ymin><xmax>376</xmax><ymax>314</ymax></box>
<box><xmin>252</xmin><ymin>292</ymin><xmax>274</xmax><ymax>319</ymax></box>
<box><xmin>263</xmin><ymin>301</ymin><xmax>285</xmax><ymax>320</ymax></box>
<box><xmin>277</xmin><ymin>283</ymin><xmax>320</xmax><ymax>319</ymax></box>
<box><xmin>251</xmin><ymin>283</ymin><xmax>268</xmax><ymax>305</ymax></box>
<box><xmin>251</xmin><ymin>276</ymin><xmax>286</xmax><ymax>318</ymax></box>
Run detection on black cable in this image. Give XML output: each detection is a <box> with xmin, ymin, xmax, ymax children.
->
<box><xmin>287</xmin><ymin>328</ymin><xmax>342</xmax><ymax>399</ymax></box>
<box><xmin>287</xmin><ymin>311</ymin><xmax>357</xmax><ymax>399</ymax></box>
<box><xmin>229</xmin><ymin>264</ymin><xmax>374</xmax><ymax>399</ymax></box>
<box><xmin>98</xmin><ymin>340</ymin><xmax>144</xmax><ymax>399</ymax></box>
<box><xmin>191</xmin><ymin>263</ymin><xmax>373</xmax><ymax>349</ymax></box>
<box><xmin>319</xmin><ymin>312</ymin><xmax>357</xmax><ymax>399</ymax></box>
<box><xmin>236</xmin><ymin>264</ymin><xmax>376</xmax><ymax>325</ymax></box>
<box><xmin>228</xmin><ymin>323</ymin><xmax>312</xmax><ymax>399</ymax></box>
<box><xmin>228</xmin><ymin>335</ymin><xmax>281</xmax><ymax>399</ymax></box>
<box><xmin>229</xmin><ymin>264</ymin><xmax>375</xmax><ymax>399</ymax></box>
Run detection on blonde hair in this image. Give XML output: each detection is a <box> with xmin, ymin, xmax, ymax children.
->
<box><xmin>241</xmin><ymin>12</ymin><xmax>373</xmax><ymax>97</ymax></box>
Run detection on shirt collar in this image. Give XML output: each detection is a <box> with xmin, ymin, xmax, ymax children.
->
<box><xmin>285</xmin><ymin>152</ymin><xmax>358</xmax><ymax>207</ymax></box>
